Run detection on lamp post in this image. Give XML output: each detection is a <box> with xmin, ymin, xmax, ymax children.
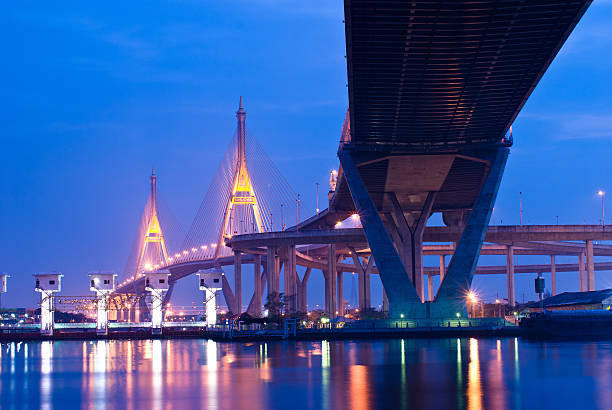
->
<box><xmin>315</xmin><ymin>182</ymin><xmax>320</xmax><ymax>215</ymax></box>
<box><xmin>598</xmin><ymin>190</ymin><xmax>605</xmax><ymax>226</ymax></box>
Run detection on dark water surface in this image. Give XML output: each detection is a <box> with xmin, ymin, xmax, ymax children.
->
<box><xmin>1</xmin><ymin>338</ymin><xmax>611</xmax><ymax>409</ymax></box>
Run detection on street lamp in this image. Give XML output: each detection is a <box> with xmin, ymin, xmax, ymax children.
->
<box><xmin>467</xmin><ymin>291</ymin><xmax>478</xmax><ymax>318</ymax></box>
<box><xmin>598</xmin><ymin>190</ymin><xmax>605</xmax><ymax>226</ymax></box>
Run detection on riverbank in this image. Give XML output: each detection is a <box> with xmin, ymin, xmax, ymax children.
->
<box><xmin>0</xmin><ymin>318</ymin><xmax>521</xmax><ymax>342</ymax></box>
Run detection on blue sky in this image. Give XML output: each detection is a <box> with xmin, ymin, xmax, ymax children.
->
<box><xmin>1</xmin><ymin>1</ymin><xmax>611</xmax><ymax>309</ymax></box>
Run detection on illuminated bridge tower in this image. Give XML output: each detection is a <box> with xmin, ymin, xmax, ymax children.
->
<box><xmin>135</xmin><ymin>168</ymin><xmax>170</xmax><ymax>275</ymax></box>
<box><xmin>216</xmin><ymin>97</ymin><xmax>265</xmax><ymax>314</ymax></box>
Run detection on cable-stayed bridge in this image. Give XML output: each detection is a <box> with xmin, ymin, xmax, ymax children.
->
<box><xmin>114</xmin><ymin>98</ymin><xmax>308</xmax><ymax>317</ymax></box>
<box><xmin>112</xmin><ymin>0</ymin><xmax>596</xmax><ymax>322</ymax></box>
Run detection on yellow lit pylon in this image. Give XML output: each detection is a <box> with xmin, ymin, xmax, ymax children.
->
<box><xmin>135</xmin><ymin>168</ymin><xmax>169</xmax><ymax>274</ymax></box>
<box><xmin>214</xmin><ymin>97</ymin><xmax>264</xmax><ymax>260</ymax></box>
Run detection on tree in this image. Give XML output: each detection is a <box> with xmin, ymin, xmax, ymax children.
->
<box><xmin>264</xmin><ymin>292</ymin><xmax>285</xmax><ymax>318</ymax></box>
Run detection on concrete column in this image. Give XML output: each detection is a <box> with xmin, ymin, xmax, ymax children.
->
<box><xmin>358</xmin><ymin>267</ymin><xmax>365</xmax><ymax>311</ymax></box>
<box><xmin>284</xmin><ymin>245</ymin><xmax>297</xmax><ymax>312</ymax></box>
<box><xmin>323</xmin><ymin>270</ymin><xmax>329</xmax><ymax>314</ymax></box>
<box><xmin>382</xmin><ymin>288</ymin><xmax>389</xmax><ymax>312</ymax></box>
<box><xmin>253</xmin><ymin>254</ymin><xmax>262</xmax><ymax>317</ymax></box>
<box><xmin>506</xmin><ymin>245</ymin><xmax>515</xmax><ymax>307</ymax></box>
<box><xmin>439</xmin><ymin>255</ymin><xmax>446</xmax><ymax>283</ymax></box>
<box><xmin>327</xmin><ymin>245</ymin><xmax>337</xmax><ymax>319</ymax></box>
<box><xmin>299</xmin><ymin>268</ymin><xmax>311</xmax><ymax>312</ymax></box>
<box><xmin>267</xmin><ymin>247</ymin><xmax>277</xmax><ymax>297</ymax></box>
<box><xmin>364</xmin><ymin>260</ymin><xmax>371</xmax><ymax>310</ymax></box>
<box><xmin>586</xmin><ymin>240</ymin><xmax>595</xmax><ymax>291</ymax></box>
<box><xmin>337</xmin><ymin>271</ymin><xmax>343</xmax><ymax>316</ymax></box>
<box><xmin>427</xmin><ymin>274</ymin><xmax>434</xmax><ymax>301</ymax></box>
<box><xmin>550</xmin><ymin>255</ymin><xmax>556</xmax><ymax>296</ymax></box>
<box><xmin>234</xmin><ymin>251</ymin><xmax>242</xmax><ymax>314</ymax></box>
<box><xmin>579</xmin><ymin>252</ymin><xmax>585</xmax><ymax>292</ymax></box>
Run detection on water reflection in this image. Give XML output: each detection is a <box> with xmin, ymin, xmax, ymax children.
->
<box><xmin>467</xmin><ymin>338</ymin><xmax>482</xmax><ymax>410</ymax></box>
<box><xmin>152</xmin><ymin>340</ymin><xmax>162</xmax><ymax>410</ymax></box>
<box><xmin>40</xmin><ymin>341</ymin><xmax>52</xmax><ymax>410</ymax></box>
<box><xmin>2</xmin><ymin>338</ymin><xmax>612</xmax><ymax>409</ymax></box>
<box><xmin>206</xmin><ymin>339</ymin><xmax>218</xmax><ymax>409</ymax></box>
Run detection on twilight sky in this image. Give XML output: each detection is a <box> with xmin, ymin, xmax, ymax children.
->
<box><xmin>2</xmin><ymin>1</ymin><xmax>612</xmax><ymax>310</ymax></box>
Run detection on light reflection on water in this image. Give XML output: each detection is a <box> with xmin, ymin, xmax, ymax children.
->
<box><xmin>1</xmin><ymin>338</ymin><xmax>612</xmax><ymax>409</ymax></box>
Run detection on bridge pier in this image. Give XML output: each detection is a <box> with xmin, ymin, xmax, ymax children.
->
<box><xmin>253</xmin><ymin>254</ymin><xmax>262</xmax><ymax>317</ymax></box>
<box><xmin>350</xmin><ymin>252</ymin><xmax>372</xmax><ymax>312</ymax></box>
<box><xmin>439</xmin><ymin>255</ymin><xmax>445</xmax><ymax>283</ymax></box>
<box><xmin>579</xmin><ymin>252</ymin><xmax>586</xmax><ymax>292</ymax></box>
<box><xmin>234</xmin><ymin>251</ymin><xmax>242</xmax><ymax>314</ymax></box>
<box><xmin>337</xmin><ymin>271</ymin><xmax>343</xmax><ymax>316</ymax></box>
<box><xmin>298</xmin><ymin>267</ymin><xmax>311</xmax><ymax>312</ymax></box>
<box><xmin>550</xmin><ymin>255</ymin><xmax>557</xmax><ymax>296</ymax></box>
<box><xmin>586</xmin><ymin>240</ymin><xmax>595</xmax><ymax>291</ymax></box>
<box><xmin>284</xmin><ymin>245</ymin><xmax>297</xmax><ymax>313</ymax></box>
<box><xmin>326</xmin><ymin>244</ymin><xmax>337</xmax><ymax>319</ymax></box>
<box><xmin>266</xmin><ymin>247</ymin><xmax>280</xmax><ymax>313</ymax></box>
<box><xmin>506</xmin><ymin>245</ymin><xmax>515</xmax><ymax>307</ymax></box>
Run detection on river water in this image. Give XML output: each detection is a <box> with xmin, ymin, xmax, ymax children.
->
<box><xmin>1</xmin><ymin>338</ymin><xmax>611</xmax><ymax>409</ymax></box>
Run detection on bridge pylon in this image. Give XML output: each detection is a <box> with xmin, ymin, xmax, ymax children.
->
<box><xmin>215</xmin><ymin>97</ymin><xmax>265</xmax><ymax>260</ymax></box>
<box><xmin>134</xmin><ymin>168</ymin><xmax>170</xmax><ymax>276</ymax></box>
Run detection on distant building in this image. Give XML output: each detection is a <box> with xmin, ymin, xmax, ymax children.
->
<box><xmin>525</xmin><ymin>289</ymin><xmax>612</xmax><ymax>312</ymax></box>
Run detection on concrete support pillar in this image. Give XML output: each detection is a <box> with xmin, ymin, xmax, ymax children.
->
<box><xmin>298</xmin><ymin>268</ymin><xmax>311</xmax><ymax>312</ymax></box>
<box><xmin>284</xmin><ymin>245</ymin><xmax>297</xmax><ymax>313</ymax></box>
<box><xmin>506</xmin><ymin>245</ymin><xmax>515</xmax><ymax>307</ymax></box>
<box><xmin>352</xmin><ymin>254</ymin><xmax>372</xmax><ymax>312</ymax></box>
<box><xmin>253</xmin><ymin>255</ymin><xmax>262</xmax><ymax>317</ymax></box>
<box><xmin>323</xmin><ymin>270</ymin><xmax>329</xmax><ymax>314</ymax></box>
<box><xmin>327</xmin><ymin>245</ymin><xmax>337</xmax><ymax>319</ymax></box>
<box><xmin>579</xmin><ymin>252</ymin><xmax>585</xmax><ymax>292</ymax></box>
<box><xmin>234</xmin><ymin>251</ymin><xmax>242</xmax><ymax>314</ymax></box>
<box><xmin>337</xmin><ymin>271</ymin><xmax>343</xmax><ymax>316</ymax></box>
<box><xmin>382</xmin><ymin>288</ymin><xmax>389</xmax><ymax>312</ymax></box>
<box><xmin>439</xmin><ymin>255</ymin><xmax>446</xmax><ymax>283</ymax></box>
<box><xmin>586</xmin><ymin>240</ymin><xmax>595</xmax><ymax>291</ymax></box>
<box><xmin>266</xmin><ymin>247</ymin><xmax>278</xmax><ymax>297</ymax></box>
<box><xmin>550</xmin><ymin>255</ymin><xmax>556</xmax><ymax>296</ymax></box>
<box><xmin>364</xmin><ymin>260</ymin><xmax>371</xmax><ymax>310</ymax></box>
<box><xmin>427</xmin><ymin>274</ymin><xmax>434</xmax><ymax>301</ymax></box>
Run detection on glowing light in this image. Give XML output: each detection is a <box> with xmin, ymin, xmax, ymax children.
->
<box><xmin>467</xmin><ymin>291</ymin><xmax>478</xmax><ymax>303</ymax></box>
<box><xmin>201</xmin><ymin>245</ymin><xmax>207</xmax><ymax>250</ymax></box>
<box><xmin>144</xmin><ymin>263</ymin><xmax>153</xmax><ymax>271</ymax></box>
<box><xmin>335</xmin><ymin>221</ymin><xmax>342</xmax><ymax>228</ymax></box>
<box><xmin>351</xmin><ymin>213</ymin><xmax>359</xmax><ymax>221</ymax></box>
<box><xmin>174</xmin><ymin>253</ymin><xmax>181</xmax><ymax>258</ymax></box>
<box><xmin>168</xmin><ymin>257</ymin><xmax>174</xmax><ymax>262</ymax></box>
<box><xmin>400</xmin><ymin>313</ymin><xmax>405</xmax><ymax>319</ymax></box>
<box><xmin>191</xmin><ymin>248</ymin><xmax>198</xmax><ymax>252</ymax></box>
<box><xmin>355</xmin><ymin>309</ymin><xmax>359</xmax><ymax>313</ymax></box>
<box><xmin>183</xmin><ymin>250</ymin><xmax>189</xmax><ymax>255</ymax></box>
<box><xmin>211</xmin><ymin>243</ymin><xmax>217</xmax><ymax>248</ymax></box>
<box><xmin>599</xmin><ymin>190</ymin><xmax>605</xmax><ymax>196</ymax></box>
